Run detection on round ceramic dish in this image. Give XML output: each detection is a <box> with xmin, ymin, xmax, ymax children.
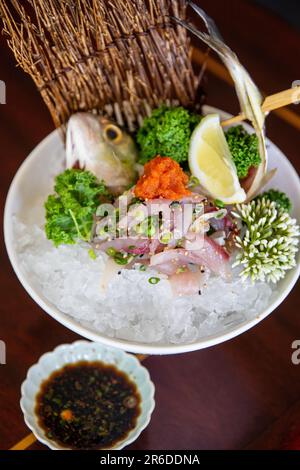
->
<box><xmin>20</xmin><ymin>340</ymin><xmax>155</xmax><ymax>450</ymax></box>
<box><xmin>4</xmin><ymin>106</ymin><xmax>300</xmax><ymax>354</ymax></box>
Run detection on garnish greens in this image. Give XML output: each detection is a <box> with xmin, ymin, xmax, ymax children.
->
<box><xmin>88</xmin><ymin>249</ymin><xmax>97</xmax><ymax>260</ymax></box>
<box><xmin>214</xmin><ymin>199</ymin><xmax>225</xmax><ymax>209</ymax></box>
<box><xmin>106</xmin><ymin>248</ymin><xmax>134</xmax><ymax>265</ymax></box>
<box><xmin>137</xmin><ymin>106</ymin><xmax>200</xmax><ymax>164</ymax></box>
<box><xmin>225</xmin><ymin>125</ymin><xmax>261</xmax><ymax>179</ymax></box>
<box><xmin>135</xmin><ymin>216</ymin><xmax>158</xmax><ymax>237</ymax></box>
<box><xmin>255</xmin><ymin>189</ymin><xmax>292</xmax><ymax>213</ymax></box>
<box><xmin>148</xmin><ymin>277</ymin><xmax>160</xmax><ymax>285</ymax></box>
<box><xmin>232</xmin><ymin>198</ymin><xmax>299</xmax><ymax>282</ymax></box>
<box><xmin>45</xmin><ymin>169</ymin><xmax>109</xmax><ymax>246</ymax></box>
<box><xmin>188</xmin><ymin>175</ymin><xmax>200</xmax><ymax>188</ymax></box>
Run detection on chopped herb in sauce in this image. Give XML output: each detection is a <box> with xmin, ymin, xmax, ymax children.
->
<box><xmin>35</xmin><ymin>361</ymin><xmax>141</xmax><ymax>450</ymax></box>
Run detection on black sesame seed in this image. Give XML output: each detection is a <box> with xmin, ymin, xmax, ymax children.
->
<box><xmin>117</xmin><ymin>271</ymin><xmax>121</xmax><ymax>275</ymax></box>
<box><xmin>198</xmin><ymin>290</ymin><xmax>202</xmax><ymax>295</ymax></box>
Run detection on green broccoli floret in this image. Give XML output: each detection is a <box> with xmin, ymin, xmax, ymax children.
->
<box><xmin>225</xmin><ymin>125</ymin><xmax>261</xmax><ymax>179</ymax></box>
<box><xmin>255</xmin><ymin>189</ymin><xmax>292</xmax><ymax>213</ymax></box>
<box><xmin>45</xmin><ymin>169</ymin><xmax>110</xmax><ymax>246</ymax></box>
<box><xmin>137</xmin><ymin>106</ymin><xmax>201</xmax><ymax>164</ymax></box>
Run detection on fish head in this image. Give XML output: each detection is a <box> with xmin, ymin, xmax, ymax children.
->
<box><xmin>66</xmin><ymin>112</ymin><xmax>138</xmax><ymax>194</ymax></box>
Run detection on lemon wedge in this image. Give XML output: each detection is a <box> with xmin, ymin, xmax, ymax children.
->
<box><xmin>189</xmin><ymin>114</ymin><xmax>246</xmax><ymax>204</ymax></box>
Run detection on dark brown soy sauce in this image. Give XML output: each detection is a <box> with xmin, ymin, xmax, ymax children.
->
<box><xmin>35</xmin><ymin>361</ymin><xmax>141</xmax><ymax>450</ymax></box>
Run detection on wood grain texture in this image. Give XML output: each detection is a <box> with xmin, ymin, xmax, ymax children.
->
<box><xmin>220</xmin><ymin>86</ymin><xmax>300</xmax><ymax>127</ymax></box>
<box><xmin>0</xmin><ymin>0</ymin><xmax>300</xmax><ymax>450</ymax></box>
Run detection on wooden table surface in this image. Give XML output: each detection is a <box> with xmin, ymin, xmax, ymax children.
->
<box><xmin>1</xmin><ymin>0</ymin><xmax>300</xmax><ymax>451</ymax></box>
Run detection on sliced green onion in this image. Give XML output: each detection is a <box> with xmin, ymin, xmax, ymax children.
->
<box><xmin>147</xmin><ymin>225</ymin><xmax>156</xmax><ymax>237</ymax></box>
<box><xmin>139</xmin><ymin>264</ymin><xmax>147</xmax><ymax>271</ymax></box>
<box><xmin>189</xmin><ymin>175</ymin><xmax>200</xmax><ymax>188</ymax></box>
<box><xmin>114</xmin><ymin>256</ymin><xmax>129</xmax><ymax>265</ymax></box>
<box><xmin>148</xmin><ymin>276</ymin><xmax>160</xmax><ymax>285</ymax></box>
<box><xmin>99</xmin><ymin>226</ymin><xmax>109</xmax><ymax>236</ymax></box>
<box><xmin>113</xmin><ymin>251</ymin><xmax>134</xmax><ymax>265</ymax></box>
<box><xmin>214</xmin><ymin>199</ymin><xmax>225</xmax><ymax>208</ymax></box>
<box><xmin>176</xmin><ymin>266</ymin><xmax>186</xmax><ymax>273</ymax></box>
<box><xmin>114</xmin><ymin>208</ymin><xmax>120</xmax><ymax>221</ymax></box>
<box><xmin>215</xmin><ymin>209</ymin><xmax>227</xmax><ymax>219</ymax></box>
<box><xmin>135</xmin><ymin>216</ymin><xmax>157</xmax><ymax>237</ymax></box>
<box><xmin>88</xmin><ymin>248</ymin><xmax>97</xmax><ymax>260</ymax></box>
<box><xmin>161</xmin><ymin>231</ymin><xmax>172</xmax><ymax>244</ymax></box>
<box><xmin>135</xmin><ymin>223</ymin><xmax>145</xmax><ymax>235</ymax></box>
<box><xmin>106</xmin><ymin>247</ymin><xmax>117</xmax><ymax>257</ymax></box>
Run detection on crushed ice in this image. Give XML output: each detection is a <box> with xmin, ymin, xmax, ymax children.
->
<box><xmin>15</xmin><ymin>218</ymin><xmax>274</xmax><ymax>345</ymax></box>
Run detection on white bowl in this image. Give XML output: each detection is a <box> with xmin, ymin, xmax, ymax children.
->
<box><xmin>4</xmin><ymin>106</ymin><xmax>300</xmax><ymax>354</ymax></box>
<box><xmin>20</xmin><ymin>340</ymin><xmax>155</xmax><ymax>450</ymax></box>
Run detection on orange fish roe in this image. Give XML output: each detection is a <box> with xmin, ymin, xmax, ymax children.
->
<box><xmin>134</xmin><ymin>156</ymin><xmax>191</xmax><ymax>200</ymax></box>
<box><xmin>60</xmin><ymin>409</ymin><xmax>74</xmax><ymax>421</ymax></box>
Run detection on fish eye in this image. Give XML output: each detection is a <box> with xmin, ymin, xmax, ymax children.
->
<box><xmin>104</xmin><ymin>124</ymin><xmax>122</xmax><ymax>144</ymax></box>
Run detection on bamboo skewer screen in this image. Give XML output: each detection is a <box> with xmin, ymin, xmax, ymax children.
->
<box><xmin>0</xmin><ymin>0</ymin><xmax>205</xmax><ymax>131</ymax></box>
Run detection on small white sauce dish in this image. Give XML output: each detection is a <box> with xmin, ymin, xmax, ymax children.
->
<box><xmin>20</xmin><ymin>340</ymin><xmax>155</xmax><ymax>450</ymax></box>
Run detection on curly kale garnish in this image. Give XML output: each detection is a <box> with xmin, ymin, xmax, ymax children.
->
<box><xmin>225</xmin><ymin>125</ymin><xmax>261</xmax><ymax>179</ymax></box>
<box><xmin>137</xmin><ymin>106</ymin><xmax>201</xmax><ymax>164</ymax></box>
<box><xmin>255</xmin><ymin>188</ymin><xmax>292</xmax><ymax>213</ymax></box>
<box><xmin>45</xmin><ymin>169</ymin><xmax>110</xmax><ymax>246</ymax></box>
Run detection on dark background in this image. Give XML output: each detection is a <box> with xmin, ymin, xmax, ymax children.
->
<box><xmin>255</xmin><ymin>0</ymin><xmax>300</xmax><ymax>30</ymax></box>
<box><xmin>0</xmin><ymin>0</ymin><xmax>300</xmax><ymax>451</ymax></box>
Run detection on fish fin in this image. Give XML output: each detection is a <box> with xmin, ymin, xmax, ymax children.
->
<box><xmin>246</xmin><ymin>168</ymin><xmax>277</xmax><ymax>201</ymax></box>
